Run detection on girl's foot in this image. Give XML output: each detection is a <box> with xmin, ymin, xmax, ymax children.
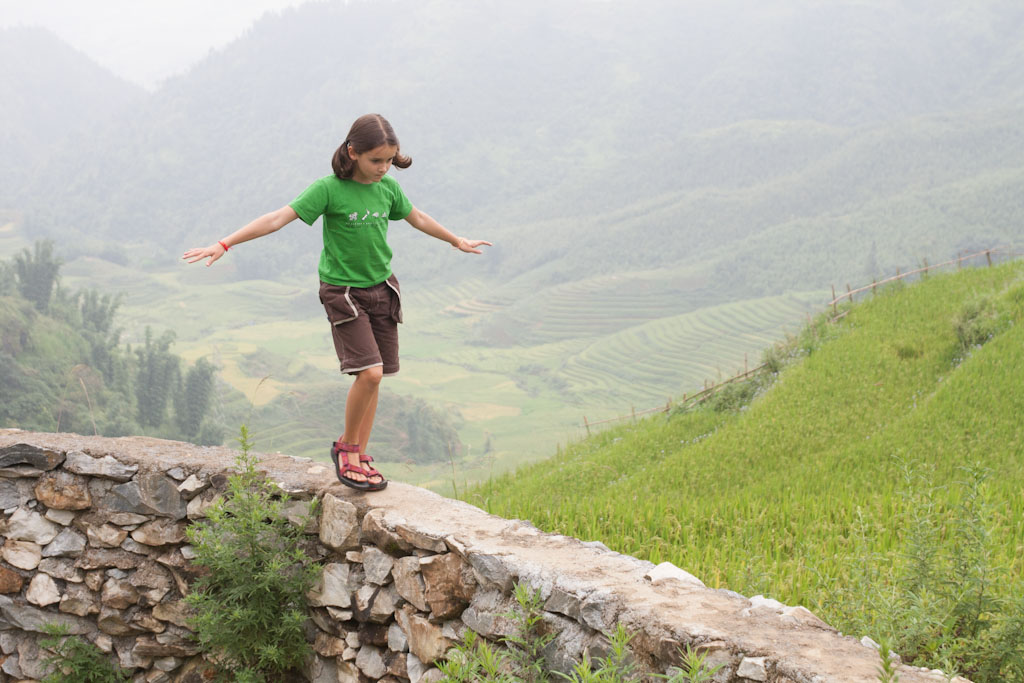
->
<box><xmin>330</xmin><ymin>440</ymin><xmax>370</xmax><ymax>490</ymax></box>
<box><xmin>359</xmin><ymin>453</ymin><xmax>388</xmax><ymax>491</ymax></box>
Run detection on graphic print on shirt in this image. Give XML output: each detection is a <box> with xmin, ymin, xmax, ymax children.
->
<box><xmin>349</xmin><ymin>210</ymin><xmax>385</xmax><ymax>223</ymax></box>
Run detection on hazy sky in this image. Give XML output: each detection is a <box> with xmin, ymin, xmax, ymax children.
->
<box><xmin>0</xmin><ymin>0</ymin><xmax>310</xmax><ymax>89</ymax></box>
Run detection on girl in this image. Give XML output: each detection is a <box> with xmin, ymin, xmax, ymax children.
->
<box><xmin>183</xmin><ymin>113</ymin><xmax>490</xmax><ymax>491</ymax></box>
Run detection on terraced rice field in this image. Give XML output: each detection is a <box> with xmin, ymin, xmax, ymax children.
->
<box><xmin>58</xmin><ymin>256</ymin><xmax>825</xmax><ymax>486</ymax></box>
<box><xmin>462</xmin><ymin>270</ymin><xmax>717</xmax><ymax>346</ymax></box>
<box><xmin>556</xmin><ymin>293</ymin><xmax>821</xmax><ymax>406</ymax></box>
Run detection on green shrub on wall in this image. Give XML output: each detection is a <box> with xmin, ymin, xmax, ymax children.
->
<box><xmin>185</xmin><ymin>426</ymin><xmax>320</xmax><ymax>682</ymax></box>
<box><xmin>40</xmin><ymin>625</ymin><xmax>130</xmax><ymax>683</ymax></box>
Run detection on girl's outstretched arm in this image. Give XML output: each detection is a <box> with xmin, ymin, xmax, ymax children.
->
<box><xmin>182</xmin><ymin>205</ymin><xmax>299</xmax><ymax>266</ymax></box>
<box><xmin>404</xmin><ymin>206</ymin><xmax>492</xmax><ymax>254</ymax></box>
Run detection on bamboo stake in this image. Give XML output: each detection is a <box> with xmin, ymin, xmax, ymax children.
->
<box><xmin>583</xmin><ymin>416</ymin><xmax>590</xmax><ymax>436</ymax></box>
<box><xmin>78</xmin><ymin>376</ymin><xmax>99</xmax><ymax>437</ymax></box>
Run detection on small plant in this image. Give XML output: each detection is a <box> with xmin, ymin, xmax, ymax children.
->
<box><xmin>660</xmin><ymin>644</ymin><xmax>724</xmax><ymax>682</ymax></box>
<box><xmin>437</xmin><ymin>630</ymin><xmax>517</xmax><ymax>682</ymax></box>
<box><xmin>503</xmin><ymin>582</ymin><xmax>558</xmax><ymax>681</ymax></box>
<box><xmin>702</xmin><ymin>379</ymin><xmax>760</xmax><ymax>414</ymax></box>
<box><xmin>441</xmin><ymin>606</ymin><xmax>725</xmax><ymax>683</ymax></box>
<box><xmin>40</xmin><ymin>624</ymin><xmax>131</xmax><ymax>683</ymax></box>
<box><xmin>952</xmin><ymin>295</ymin><xmax>1008</xmax><ymax>352</ymax></box>
<box><xmin>185</xmin><ymin>425</ymin><xmax>320</xmax><ymax>681</ymax></box>
<box><xmin>825</xmin><ymin>460</ymin><xmax>1024</xmax><ymax>682</ymax></box>
<box><xmin>554</xmin><ymin>624</ymin><xmax>639</xmax><ymax>682</ymax></box>
<box><xmin>875</xmin><ymin>639</ymin><xmax>900</xmax><ymax>683</ymax></box>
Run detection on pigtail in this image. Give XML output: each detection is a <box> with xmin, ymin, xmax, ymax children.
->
<box><xmin>332</xmin><ymin>140</ymin><xmax>355</xmax><ymax>179</ymax></box>
<box><xmin>392</xmin><ymin>151</ymin><xmax>412</xmax><ymax>169</ymax></box>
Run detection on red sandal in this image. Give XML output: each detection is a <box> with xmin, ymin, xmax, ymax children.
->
<box><xmin>330</xmin><ymin>440</ymin><xmax>370</xmax><ymax>491</ymax></box>
<box><xmin>360</xmin><ymin>453</ymin><xmax>388</xmax><ymax>491</ymax></box>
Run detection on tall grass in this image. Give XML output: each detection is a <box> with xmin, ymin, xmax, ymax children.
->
<box><xmin>465</xmin><ymin>262</ymin><xmax>1024</xmax><ymax>680</ymax></box>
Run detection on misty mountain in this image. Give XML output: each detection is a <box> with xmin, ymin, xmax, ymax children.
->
<box><xmin>10</xmin><ymin>0</ymin><xmax>1024</xmax><ymax>297</ymax></box>
<box><xmin>0</xmin><ymin>27</ymin><xmax>144</xmax><ymax>207</ymax></box>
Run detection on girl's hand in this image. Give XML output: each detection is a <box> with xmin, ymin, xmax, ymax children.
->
<box><xmin>182</xmin><ymin>243</ymin><xmax>227</xmax><ymax>267</ymax></box>
<box><xmin>453</xmin><ymin>237</ymin><xmax>493</xmax><ymax>254</ymax></box>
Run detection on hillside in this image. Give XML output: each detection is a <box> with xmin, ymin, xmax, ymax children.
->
<box><xmin>10</xmin><ymin>0</ymin><xmax>1024</xmax><ymax>297</ymax></box>
<box><xmin>467</xmin><ymin>260</ymin><xmax>1024</xmax><ymax>680</ymax></box>
<box><xmin>4</xmin><ymin>0</ymin><xmax>1024</xmax><ymax>490</ymax></box>
<box><xmin>0</xmin><ymin>27</ymin><xmax>143</xmax><ymax>208</ymax></box>
<box><xmin>0</xmin><ymin>253</ymin><xmax>464</xmax><ymax>465</ymax></box>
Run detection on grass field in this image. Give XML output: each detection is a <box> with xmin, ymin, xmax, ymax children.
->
<box><xmin>58</xmin><ymin>256</ymin><xmax>821</xmax><ymax>489</ymax></box>
<box><xmin>465</xmin><ymin>260</ymin><xmax>1024</xmax><ymax>679</ymax></box>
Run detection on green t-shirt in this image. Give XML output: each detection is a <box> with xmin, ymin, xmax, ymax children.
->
<box><xmin>290</xmin><ymin>174</ymin><xmax>413</xmax><ymax>287</ymax></box>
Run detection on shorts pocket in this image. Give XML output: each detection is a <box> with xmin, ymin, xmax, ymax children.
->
<box><xmin>319</xmin><ymin>282</ymin><xmax>359</xmax><ymax>325</ymax></box>
<box><xmin>384</xmin><ymin>274</ymin><xmax>403</xmax><ymax>324</ymax></box>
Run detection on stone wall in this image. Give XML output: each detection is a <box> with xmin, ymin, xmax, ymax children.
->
<box><xmin>0</xmin><ymin>431</ymin><xmax>963</xmax><ymax>683</ymax></box>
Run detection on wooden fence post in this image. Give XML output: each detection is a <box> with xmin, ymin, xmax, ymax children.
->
<box><xmin>846</xmin><ymin>283</ymin><xmax>853</xmax><ymax>303</ymax></box>
<box><xmin>831</xmin><ymin>285</ymin><xmax>837</xmax><ymax>315</ymax></box>
<box><xmin>986</xmin><ymin>249</ymin><xmax>993</xmax><ymax>267</ymax></box>
<box><xmin>631</xmin><ymin>406</ymin><xmax>637</xmax><ymax>422</ymax></box>
<box><xmin>872</xmin><ymin>277</ymin><xmax>877</xmax><ymax>294</ymax></box>
<box><xmin>583</xmin><ymin>416</ymin><xmax>590</xmax><ymax>436</ymax></box>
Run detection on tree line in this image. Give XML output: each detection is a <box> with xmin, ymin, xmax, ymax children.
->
<box><xmin>0</xmin><ymin>240</ymin><xmax>222</xmax><ymax>445</ymax></box>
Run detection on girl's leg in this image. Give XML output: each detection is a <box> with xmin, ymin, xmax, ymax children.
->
<box><xmin>341</xmin><ymin>366</ymin><xmax>383</xmax><ymax>482</ymax></box>
<box><xmin>354</xmin><ymin>379</ymin><xmax>380</xmax><ymax>452</ymax></box>
<box><xmin>354</xmin><ymin>378</ymin><xmax>386</xmax><ymax>488</ymax></box>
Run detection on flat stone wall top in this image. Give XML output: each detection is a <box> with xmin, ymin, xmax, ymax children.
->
<box><xmin>0</xmin><ymin>430</ymin><xmax>956</xmax><ymax>683</ymax></box>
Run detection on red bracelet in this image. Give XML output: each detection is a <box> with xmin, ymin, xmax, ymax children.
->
<box><xmin>218</xmin><ymin>240</ymin><xmax>230</xmax><ymax>252</ymax></box>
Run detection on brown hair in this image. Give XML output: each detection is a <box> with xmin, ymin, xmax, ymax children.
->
<box><xmin>331</xmin><ymin>114</ymin><xmax>412</xmax><ymax>179</ymax></box>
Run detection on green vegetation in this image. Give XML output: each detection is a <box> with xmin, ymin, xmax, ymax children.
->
<box><xmin>0</xmin><ymin>242</ymin><xmax>221</xmax><ymax>444</ymax></box>
<box><xmin>13</xmin><ymin>239</ymin><xmax>62</xmax><ymax>312</ymax></box>
<box><xmin>439</xmin><ymin>584</ymin><xmax>722</xmax><ymax>682</ymax></box>
<box><xmin>0</xmin><ymin>242</ymin><xmax>465</xmax><ymax>461</ymax></box>
<box><xmin>6</xmin><ymin>0</ymin><xmax>1023</xmax><ymax>486</ymax></box>
<box><xmin>56</xmin><ymin>251</ymin><xmax>815</xmax><ymax>487</ymax></box>
<box><xmin>439</xmin><ymin>584</ymin><xmax>554</xmax><ymax>683</ymax></box>
<box><xmin>466</xmin><ymin>262</ymin><xmax>1024</xmax><ymax>680</ymax></box>
<box><xmin>40</xmin><ymin>624</ymin><xmax>130</xmax><ymax>683</ymax></box>
<box><xmin>8</xmin><ymin>1</ymin><xmax>1024</xmax><ymax>301</ymax></box>
<box><xmin>184</xmin><ymin>426</ymin><xmax>320</xmax><ymax>682</ymax></box>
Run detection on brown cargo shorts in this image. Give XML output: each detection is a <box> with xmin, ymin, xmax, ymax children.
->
<box><xmin>318</xmin><ymin>274</ymin><xmax>402</xmax><ymax>376</ymax></box>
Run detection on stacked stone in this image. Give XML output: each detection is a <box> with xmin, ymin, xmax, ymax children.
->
<box><xmin>0</xmin><ymin>440</ymin><xmax>638</xmax><ymax>683</ymax></box>
<box><xmin>0</xmin><ymin>437</ymin><xmax>972</xmax><ymax>683</ymax></box>
<box><xmin>308</xmin><ymin>494</ymin><xmax>648</xmax><ymax>682</ymax></box>
<box><xmin>0</xmin><ymin>443</ymin><xmax>212</xmax><ymax>681</ymax></box>
<box><xmin>309</xmin><ymin>494</ymin><xmax>476</xmax><ymax>682</ymax></box>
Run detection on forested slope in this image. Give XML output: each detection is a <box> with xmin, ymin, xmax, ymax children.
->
<box><xmin>8</xmin><ymin>0</ymin><xmax>1024</xmax><ymax>300</ymax></box>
